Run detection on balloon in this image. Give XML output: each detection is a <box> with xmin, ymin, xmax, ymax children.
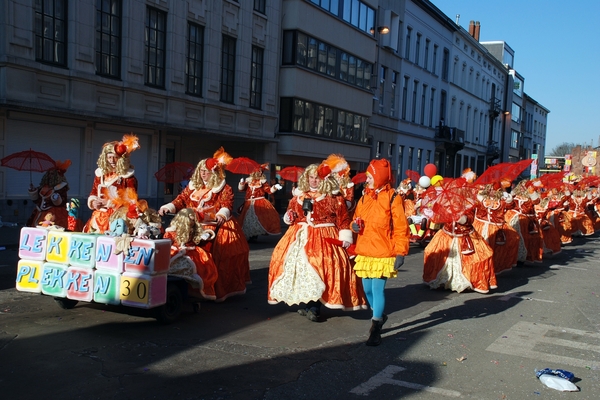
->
<box><xmin>423</xmin><ymin>163</ymin><xmax>437</xmax><ymax>178</ymax></box>
<box><xmin>431</xmin><ymin>175</ymin><xmax>443</xmax><ymax>187</ymax></box>
<box><xmin>418</xmin><ymin>176</ymin><xmax>431</xmax><ymax>188</ymax></box>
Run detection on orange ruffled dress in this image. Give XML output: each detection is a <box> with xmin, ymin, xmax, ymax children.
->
<box><xmin>568</xmin><ymin>192</ymin><xmax>595</xmax><ymax>236</ymax></box>
<box><xmin>268</xmin><ymin>191</ymin><xmax>367</xmax><ymax>310</ymax></box>
<box><xmin>238</xmin><ymin>178</ymin><xmax>281</xmax><ymax>238</ymax></box>
<box><xmin>423</xmin><ymin>209</ymin><xmax>496</xmax><ymax>294</ymax></box>
<box><xmin>473</xmin><ymin>195</ymin><xmax>521</xmax><ymax>275</ymax></box>
<box><xmin>163</xmin><ymin>180</ymin><xmax>250</xmax><ymax>302</ymax></box>
<box><xmin>504</xmin><ymin>197</ymin><xmax>543</xmax><ymax>263</ymax></box>
<box><xmin>163</xmin><ymin>229</ymin><xmax>219</xmax><ymax>300</ymax></box>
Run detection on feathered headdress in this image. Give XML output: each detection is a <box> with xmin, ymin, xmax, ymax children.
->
<box><xmin>54</xmin><ymin>159</ymin><xmax>72</xmax><ymax>175</ymax></box>
<box><xmin>113</xmin><ymin>133</ymin><xmax>140</xmax><ymax>156</ymax></box>
<box><xmin>206</xmin><ymin>147</ymin><xmax>233</xmax><ymax>171</ymax></box>
<box><xmin>324</xmin><ymin>154</ymin><xmax>349</xmax><ymax>177</ymax></box>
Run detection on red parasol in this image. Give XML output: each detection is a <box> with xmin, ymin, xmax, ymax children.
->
<box><xmin>420</xmin><ymin>177</ymin><xmax>479</xmax><ymax>224</ymax></box>
<box><xmin>351</xmin><ymin>172</ymin><xmax>367</xmax><ymax>185</ymax></box>
<box><xmin>474</xmin><ymin>159</ymin><xmax>533</xmax><ymax>186</ymax></box>
<box><xmin>278</xmin><ymin>166</ymin><xmax>305</xmax><ymax>182</ymax></box>
<box><xmin>405</xmin><ymin>169</ymin><xmax>421</xmax><ymax>183</ymax></box>
<box><xmin>1</xmin><ymin>148</ymin><xmax>56</xmax><ymax>184</ymax></box>
<box><xmin>225</xmin><ymin>157</ymin><xmax>261</xmax><ymax>175</ymax></box>
<box><xmin>154</xmin><ymin>162</ymin><xmax>195</xmax><ymax>183</ymax></box>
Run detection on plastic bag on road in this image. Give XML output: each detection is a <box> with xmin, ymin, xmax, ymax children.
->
<box><xmin>535</xmin><ymin>368</ymin><xmax>579</xmax><ymax>392</ymax></box>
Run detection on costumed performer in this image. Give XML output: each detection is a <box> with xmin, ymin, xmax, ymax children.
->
<box><xmin>473</xmin><ymin>182</ymin><xmax>521</xmax><ymax>275</ymax></box>
<box><xmin>423</xmin><ymin>172</ymin><xmax>496</xmax><ymax>294</ymax></box>
<box><xmin>26</xmin><ymin>160</ymin><xmax>71</xmax><ymax>229</ymax></box>
<box><xmin>504</xmin><ymin>180</ymin><xmax>543</xmax><ymax>264</ymax></box>
<box><xmin>159</xmin><ymin>147</ymin><xmax>250</xmax><ymax>302</ymax></box>
<box><xmin>324</xmin><ymin>154</ymin><xmax>355</xmax><ymax>213</ymax></box>
<box><xmin>238</xmin><ymin>164</ymin><xmax>283</xmax><ymax>241</ymax></box>
<box><xmin>83</xmin><ymin>134</ymin><xmax>139</xmax><ymax>233</ymax></box>
<box><xmin>164</xmin><ymin>208</ymin><xmax>219</xmax><ymax>300</ymax></box>
<box><xmin>267</xmin><ymin>163</ymin><xmax>367</xmax><ymax>322</ymax></box>
<box><xmin>567</xmin><ymin>185</ymin><xmax>595</xmax><ymax>237</ymax></box>
<box><xmin>351</xmin><ymin>158</ymin><xmax>410</xmax><ymax>346</ymax></box>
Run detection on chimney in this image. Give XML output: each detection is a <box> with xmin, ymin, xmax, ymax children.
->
<box><xmin>474</xmin><ymin>21</ymin><xmax>481</xmax><ymax>41</ymax></box>
<box><xmin>469</xmin><ymin>20</ymin><xmax>475</xmax><ymax>37</ymax></box>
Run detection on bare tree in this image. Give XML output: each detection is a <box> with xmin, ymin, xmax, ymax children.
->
<box><xmin>548</xmin><ymin>142</ymin><xmax>578</xmax><ymax>156</ymax></box>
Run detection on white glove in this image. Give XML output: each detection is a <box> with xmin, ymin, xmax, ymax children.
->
<box><xmin>457</xmin><ymin>215</ymin><xmax>467</xmax><ymax>224</ymax></box>
<box><xmin>274</xmin><ymin>184</ymin><xmax>282</xmax><ymax>191</ymax></box>
<box><xmin>240</xmin><ymin>178</ymin><xmax>245</xmax><ymax>183</ymax></box>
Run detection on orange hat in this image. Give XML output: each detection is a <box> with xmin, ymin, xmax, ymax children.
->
<box><xmin>367</xmin><ymin>159</ymin><xmax>391</xmax><ymax>188</ymax></box>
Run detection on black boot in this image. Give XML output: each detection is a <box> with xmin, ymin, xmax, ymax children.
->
<box><xmin>366</xmin><ymin>318</ymin><xmax>384</xmax><ymax>346</ymax></box>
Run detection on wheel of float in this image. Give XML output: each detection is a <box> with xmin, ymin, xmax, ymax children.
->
<box><xmin>154</xmin><ymin>282</ymin><xmax>183</xmax><ymax>324</ymax></box>
<box><xmin>54</xmin><ymin>297</ymin><xmax>79</xmax><ymax>309</ymax></box>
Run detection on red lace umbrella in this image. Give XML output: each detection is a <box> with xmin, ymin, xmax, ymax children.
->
<box><xmin>351</xmin><ymin>172</ymin><xmax>367</xmax><ymax>185</ymax></box>
<box><xmin>278</xmin><ymin>166</ymin><xmax>305</xmax><ymax>182</ymax></box>
<box><xmin>420</xmin><ymin>177</ymin><xmax>479</xmax><ymax>224</ymax></box>
<box><xmin>1</xmin><ymin>148</ymin><xmax>56</xmax><ymax>184</ymax></box>
<box><xmin>474</xmin><ymin>159</ymin><xmax>533</xmax><ymax>186</ymax></box>
<box><xmin>225</xmin><ymin>157</ymin><xmax>261</xmax><ymax>175</ymax></box>
<box><xmin>154</xmin><ymin>162</ymin><xmax>195</xmax><ymax>183</ymax></box>
<box><xmin>405</xmin><ymin>169</ymin><xmax>421</xmax><ymax>184</ymax></box>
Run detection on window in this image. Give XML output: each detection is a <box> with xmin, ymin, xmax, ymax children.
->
<box><xmin>186</xmin><ymin>22</ymin><xmax>204</xmax><ymax>96</ymax></box>
<box><xmin>429</xmin><ymin>88</ymin><xmax>435</xmax><ymax>127</ymax></box>
<box><xmin>441</xmin><ymin>48</ymin><xmax>449</xmax><ymax>81</ymax></box>
<box><xmin>95</xmin><ymin>0</ymin><xmax>121</xmax><ymax>78</ymax></box>
<box><xmin>408</xmin><ymin>147</ymin><xmax>414</xmax><ymax>171</ymax></box>
<box><xmin>283</xmin><ymin>31</ymin><xmax>372</xmax><ymax>89</ymax></box>
<box><xmin>405</xmin><ymin>27</ymin><xmax>412</xmax><ymax>60</ymax></box>
<box><xmin>35</xmin><ymin>0</ymin><xmax>67</xmax><ymax>66</ymax></box>
<box><xmin>145</xmin><ymin>7</ymin><xmax>166</xmax><ymax>88</ymax></box>
<box><xmin>420</xmin><ymin>84</ymin><xmax>427</xmax><ymax>125</ymax></box>
<box><xmin>432</xmin><ymin>45</ymin><xmax>438</xmax><ymax>75</ymax></box>
<box><xmin>398</xmin><ymin>145</ymin><xmax>404</xmax><ymax>179</ymax></box>
<box><xmin>510</xmin><ymin>130</ymin><xmax>519</xmax><ymax>149</ymax></box>
<box><xmin>415</xmin><ymin>33</ymin><xmax>421</xmax><ymax>66</ymax></box>
<box><xmin>314</xmin><ymin>0</ymin><xmax>374</xmax><ymax>35</ymax></box>
<box><xmin>416</xmin><ymin>149</ymin><xmax>423</xmax><ymax>173</ymax></box>
<box><xmin>254</xmin><ymin>0</ymin><xmax>266</xmax><ymax>14</ymax></box>
<box><xmin>220</xmin><ymin>35</ymin><xmax>236</xmax><ymax>103</ymax></box>
<box><xmin>411</xmin><ymin>80</ymin><xmax>418</xmax><ymax>123</ymax></box>
<box><xmin>280</xmin><ymin>97</ymin><xmax>368</xmax><ymax>143</ymax></box>
<box><xmin>401</xmin><ymin>76</ymin><xmax>409</xmax><ymax>120</ymax></box>
<box><xmin>250</xmin><ymin>46</ymin><xmax>263</xmax><ymax>109</ymax></box>
<box><xmin>390</xmin><ymin>71</ymin><xmax>398</xmax><ymax>117</ymax></box>
<box><xmin>378</xmin><ymin>66</ymin><xmax>386</xmax><ymax>114</ymax></box>
<box><xmin>424</xmin><ymin>39</ymin><xmax>430</xmax><ymax>71</ymax></box>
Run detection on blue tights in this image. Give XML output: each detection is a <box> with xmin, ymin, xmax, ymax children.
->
<box><xmin>362</xmin><ymin>277</ymin><xmax>387</xmax><ymax>319</ymax></box>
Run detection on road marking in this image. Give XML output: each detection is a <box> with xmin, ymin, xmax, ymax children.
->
<box><xmin>487</xmin><ymin>321</ymin><xmax>600</xmax><ymax>369</ymax></box>
<box><xmin>349</xmin><ymin>365</ymin><xmax>462</xmax><ymax>397</ymax></box>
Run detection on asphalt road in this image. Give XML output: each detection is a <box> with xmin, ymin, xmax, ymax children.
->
<box><xmin>0</xmin><ymin>226</ymin><xmax>599</xmax><ymax>400</ymax></box>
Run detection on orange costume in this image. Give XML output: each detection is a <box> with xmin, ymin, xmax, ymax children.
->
<box><xmin>423</xmin><ymin>208</ymin><xmax>496</xmax><ymax>294</ymax></box>
<box><xmin>567</xmin><ymin>189</ymin><xmax>595</xmax><ymax>236</ymax></box>
<box><xmin>160</xmin><ymin>149</ymin><xmax>250</xmax><ymax>302</ymax></box>
<box><xmin>547</xmin><ymin>190</ymin><xmax>573</xmax><ymax>244</ymax></box>
<box><xmin>238</xmin><ymin>176</ymin><xmax>281</xmax><ymax>238</ymax></box>
<box><xmin>163</xmin><ymin>180</ymin><xmax>250</xmax><ymax>301</ymax></box>
<box><xmin>268</xmin><ymin>189</ymin><xmax>367</xmax><ymax>310</ymax></box>
<box><xmin>83</xmin><ymin>135</ymin><xmax>140</xmax><ymax>234</ymax></box>
<box><xmin>504</xmin><ymin>183</ymin><xmax>543</xmax><ymax>263</ymax></box>
<box><xmin>163</xmin><ymin>227</ymin><xmax>219</xmax><ymax>300</ymax></box>
<box><xmin>535</xmin><ymin>198</ymin><xmax>562</xmax><ymax>256</ymax></box>
<box><xmin>473</xmin><ymin>188</ymin><xmax>521</xmax><ymax>275</ymax></box>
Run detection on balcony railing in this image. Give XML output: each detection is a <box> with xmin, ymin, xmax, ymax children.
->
<box><xmin>436</xmin><ymin>126</ymin><xmax>465</xmax><ymax>143</ymax></box>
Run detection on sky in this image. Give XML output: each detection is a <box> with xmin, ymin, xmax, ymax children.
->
<box><xmin>433</xmin><ymin>0</ymin><xmax>600</xmax><ymax>153</ymax></box>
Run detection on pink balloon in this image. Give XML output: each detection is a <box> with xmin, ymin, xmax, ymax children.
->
<box><xmin>423</xmin><ymin>163</ymin><xmax>437</xmax><ymax>178</ymax></box>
